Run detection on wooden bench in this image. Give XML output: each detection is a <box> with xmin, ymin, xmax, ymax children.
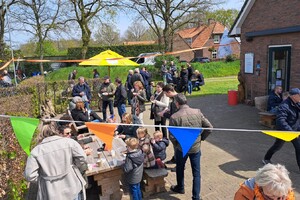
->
<box><xmin>142</xmin><ymin>168</ymin><xmax>168</xmax><ymax>197</ymax></box>
<box><xmin>258</xmin><ymin>112</ymin><xmax>276</xmax><ymax>129</ymax></box>
<box><xmin>254</xmin><ymin>96</ymin><xmax>276</xmax><ymax>129</ymax></box>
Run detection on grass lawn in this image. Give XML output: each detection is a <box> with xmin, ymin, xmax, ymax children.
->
<box><xmin>190</xmin><ymin>76</ymin><xmax>239</xmax><ymax>97</ymax></box>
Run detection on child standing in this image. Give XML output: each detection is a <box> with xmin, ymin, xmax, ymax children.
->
<box><xmin>137</xmin><ymin>127</ymin><xmax>156</xmax><ymax>168</ymax></box>
<box><xmin>151</xmin><ymin>131</ymin><xmax>169</xmax><ymax>168</ymax></box>
<box><xmin>123</xmin><ymin>137</ymin><xmax>144</xmax><ymax>200</ymax></box>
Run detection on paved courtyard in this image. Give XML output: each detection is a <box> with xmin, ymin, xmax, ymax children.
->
<box><xmin>90</xmin><ymin>94</ymin><xmax>300</xmax><ymax>199</ymax></box>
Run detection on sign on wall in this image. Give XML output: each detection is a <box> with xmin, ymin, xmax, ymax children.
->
<box><xmin>244</xmin><ymin>53</ymin><xmax>254</xmax><ymax>73</ymax></box>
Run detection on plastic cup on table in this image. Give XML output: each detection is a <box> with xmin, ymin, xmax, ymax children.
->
<box><xmin>111</xmin><ymin>150</ymin><xmax>116</xmax><ymax>158</ymax></box>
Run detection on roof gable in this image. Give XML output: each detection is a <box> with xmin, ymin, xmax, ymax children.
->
<box><xmin>177</xmin><ymin>21</ymin><xmax>226</xmax><ymax>48</ymax></box>
<box><xmin>229</xmin><ymin>0</ymin><xmax>256</xmax><ymax>36</ymax></box>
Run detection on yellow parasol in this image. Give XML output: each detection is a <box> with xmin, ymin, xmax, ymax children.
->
<box><xmin>79</xmin><ymin>50</ymin><xmax>139</xmax><ymax>76</ymax></box>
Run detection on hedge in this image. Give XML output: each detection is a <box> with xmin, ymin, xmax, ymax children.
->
<box><xmin>67</xmin><ymin>44</ymin><xmax>163</xmax><ymax>59</ymax></box>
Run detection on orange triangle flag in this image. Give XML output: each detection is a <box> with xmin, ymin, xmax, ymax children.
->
<box><xmin>85</xmin><ymin>122</ymin><xmax>117</xmax><ymax>150</ymax></box>
<box><xmin>262</xmin><ymin>131</ymin><xmax>300</xmax><ymax>142</ymax></box>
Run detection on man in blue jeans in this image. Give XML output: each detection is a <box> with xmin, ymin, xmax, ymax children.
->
<box><xmin>114</xmin><ymin>78</ymin><xmax>127</xmax><ymax>120</ymax></box>
<box><xmin>169</xmin><ymin>94</ymin><xmax>213</xmax><ymax>200</ymax></box>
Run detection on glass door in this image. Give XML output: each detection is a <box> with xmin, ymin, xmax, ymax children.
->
<box><xmin>268</xmin><ymin>46</ymin><xmax>291</xmax><ymax>93</ymax></box>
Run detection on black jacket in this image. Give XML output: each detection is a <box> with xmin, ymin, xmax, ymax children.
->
<box><xmin>131</xmin><ymin>73</ymin><xmax>145</xmax><ymax>86</ymax></box>
<box><xmin>267</xmin><ymin>91</ymin><xmax>282</xmax><ymax>111</ymax></box>
<box><xmin>151</xmin><ymin>138</ymin><xmax>169</xmax><ymax>161</ymax></box>
<box><xmin>276</xmin><ymin>97</ymin><xmax>300</xmax><ymax>131</ymax></box>
<box><xmin>180</xmin><ymin>69</ymin><xmax>188</xmax><ymax>84</ymax></box>
<box><xmin>123</xmin><ymin>149</ymin><xmax>144</xmax><ymax>184</ymax></box>
<box><xmin>71</xmin><ymin>108</ymin><xmax>103</xmax><ymax>126</ymax></box>
<box><xmin>114</xmin><ymin>84</ymin><xmax>127</xmax><ymax>105</ymax></box>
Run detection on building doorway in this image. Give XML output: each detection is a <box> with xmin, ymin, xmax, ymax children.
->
<box><xmin>268</xmin><ymin>45</ymin><xmax>291</xmax><ymax>94</ymax></box>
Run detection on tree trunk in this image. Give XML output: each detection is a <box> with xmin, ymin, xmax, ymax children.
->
<box><xmin>81</xmin><ymin>25</ymin><xmax>91</xmax><ymax>59</ymax></box>
<box><xmin>0</xmin><ymin>7</ymin><xmax>5</xmax><ymax>60</ymax></box>
<box><xmin>38</xmin><ymin>41</ymin><xmax>44</xmax><ymax>75</ymax></box>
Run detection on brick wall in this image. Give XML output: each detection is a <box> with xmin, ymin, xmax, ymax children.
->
<box><xmin>172</xmin><ymin>34</ymin><xmax>194</xmax><ymax>61</ymax></box>
<box><xmin>240</xmin><ymin>0</ymin><xmax>300</xmax><ymax>100</ymax></box>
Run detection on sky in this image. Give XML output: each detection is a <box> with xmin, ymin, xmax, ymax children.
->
<box><xmin>8</xmin><ymin>0</ymin><xmax>244</xmax><ymax>48</ymax></box>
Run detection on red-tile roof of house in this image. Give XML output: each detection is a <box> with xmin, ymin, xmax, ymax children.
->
<box><xmin>177</xmin><ymin>26</ymin><xmax>206</xmax><ymax>38</ymax></box>
<box><xmin>177</xmin><ymin>21</ymin><xmax>226</xmax><ymax>48</ymax></box>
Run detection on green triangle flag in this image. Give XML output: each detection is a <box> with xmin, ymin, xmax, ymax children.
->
<box><xmin>10</xmin><ymin>117</ymin><xmax>39</xmax><ymax>155</ymax></box>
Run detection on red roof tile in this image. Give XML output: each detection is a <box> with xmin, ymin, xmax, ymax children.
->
<box><xmin>176</xmin><ymin>21</ymin><xmax>226</xmax><ymax>48</ymax></box>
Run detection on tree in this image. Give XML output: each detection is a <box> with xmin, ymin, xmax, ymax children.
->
<box><xmin>0</xmin><ymin>0</ymin><xmax>18</xmax><ymax>61</ymax></box>
<box><xmin>124</xmin><ymin>0</ymin><xmax>218</xmax><ymax>52</ymax></box>
<box><xmin>94</xmin><ymin>23</ymin><xmax>121</xmax><ymax>46</ymax></box>
<box><xmin>124</xmin><ymin>22</ymin><xmax>147</xmax><ymax>41</ymax></box>
<box><xmin>11</xmin><ymin>0</ymin><xmax>65</xmax><ymax>74</ymax></box>
<box><xmin>204</xmin><ymin>9</ymin><xmax>239</xmax><ymax>28</ymax></box>
<box><xmin>66</xmin><ymin>0</ymin><xmax>118</xmax><ymax>59</ymax></box>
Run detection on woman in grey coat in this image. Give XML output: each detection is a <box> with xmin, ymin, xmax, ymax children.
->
<box><xmin>24</xmin><ymin>121</ymin><xmax>87</xmax><ymax>200</ymax></box>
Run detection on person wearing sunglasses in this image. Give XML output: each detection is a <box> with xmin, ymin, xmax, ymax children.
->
<box><xmin>234</xmin><ymin>163</ymin><xmax>295</xmax><ymax>200</ymax></box>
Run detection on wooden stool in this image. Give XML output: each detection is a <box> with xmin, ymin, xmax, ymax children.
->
<box><xmin>259</xmin><ymin>112</ymin><xmax>276</xmax><ymax>129</ymax></box>
<box><xmin>142</xmin><ymin>168</ymin><xmax>168</xmax><ymax>197</ymax></box>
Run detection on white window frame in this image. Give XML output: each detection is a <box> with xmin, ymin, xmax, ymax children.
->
<box><xmin>185</xmin><ymin>38</ymin><xmax>192</xmax><ymax>45</ymax></box>
<box><xmin>214</xmin><ymin>35</ymin><xmax>220</xmax><ymax>43</ymax></box>
<box><xmin>212</xmin><ymin>49</ymin><xmax>217</xmax><ymax>59</ymax></box>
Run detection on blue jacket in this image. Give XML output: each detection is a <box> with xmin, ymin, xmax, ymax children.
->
<box><xmin>276</xmin><ymin>97</ymin><xmax>300</xmax><ymax>131</ymax></box>
<box><xmin>267</xmin><ymin>91</ymin><xmax>282</xmax><ymax>111</ymax></box>
<box><xmin>140</xmin><ymin>70</ymin><xmax>151</xmax><ymax>86</ymax></box>
<box><xmin>151</xmin><ymin>138</ymin><xmax>169</xmax><ymax>161</ymax></box>
<box><xmin>72</xmin><ymin>83</ymin><xmax>91</xmax><ymax>100</ymax></box>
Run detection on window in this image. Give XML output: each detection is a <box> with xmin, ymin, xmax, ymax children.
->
<box><xmin>214</xmin><ymin>35</ymin><xmax>220</xmax><ymax>43</ymax></box>
<box><xmin>185</xmin><ymin>38</ymin><xmax>192</xmax><ymax>45</ymax></box>
<box><xmin>212</xmin><ymin>50</ymin><xmax>217</xmax><ymax>59</ymax></box>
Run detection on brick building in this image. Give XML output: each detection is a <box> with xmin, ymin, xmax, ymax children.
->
<box><xmin>173</xmin><ymin>19</ymin><xmax>240</xmax><ymax>62</ymax></box>
<box><xmin>229</xmin><ymin>0</ymin><xmax>300</xmax><ymax>100</ymax></box>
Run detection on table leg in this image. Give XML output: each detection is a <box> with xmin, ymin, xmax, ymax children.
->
<box><xmin>93</xmin><ymin>168</ymin><xmax>123</xmax><ymax>200</ymax></box>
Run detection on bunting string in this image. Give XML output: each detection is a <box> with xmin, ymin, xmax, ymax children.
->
<box><xmin>1</xmin><ymin>114</ymin><xmax>299</xmax><ymax>156</ymax></box>
<box><xmin>0</xmin><ymin>42</ymin><xmax>240</xmax><ymax>68</ymax></box>
<box><xmin>1</xmin><ymin>114</ymin><xmax>299</xmax><ymax>134</ymax></box>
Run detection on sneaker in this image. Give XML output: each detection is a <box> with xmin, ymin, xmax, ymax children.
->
<box><xmin>262</xmin><ymin>159</ymin><xmax>272</xmax><ymax>165</ymax></box>
<box><xmin>166</xmin><ymin>157</ymin><xmax>176</xmax><ymax>164</ymax></box>
<box><xmin>170</xmin><ymin>185</ymin><xmax>185</xmax><ymax>194</ymax></box>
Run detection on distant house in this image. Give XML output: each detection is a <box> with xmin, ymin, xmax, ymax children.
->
<box><xmin>229</xmin><ymin>0</ymin><xmax>300</xmax><ymax>101</ymax></box>
<box><xmin>173</xmin><ymin>19</ymin><xmax>240</xmax><ymax>62</ymax></box>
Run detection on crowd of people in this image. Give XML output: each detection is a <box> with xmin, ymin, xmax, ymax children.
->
<box><xmin>23</xmin><ymin>65</ymin><xmax>298</xmax><ymax>200</ymax></box>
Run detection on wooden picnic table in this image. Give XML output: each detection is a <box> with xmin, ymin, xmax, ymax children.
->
<box><xmin>84</xmin><ymin>138</ymin><xmax>125</xmax><ymax>200</ymax></box>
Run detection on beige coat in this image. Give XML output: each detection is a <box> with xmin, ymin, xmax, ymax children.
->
<box><xmin>24</xmin><ymin>136</ymin><xmax>87</xmax><ymax>200</ymax></box>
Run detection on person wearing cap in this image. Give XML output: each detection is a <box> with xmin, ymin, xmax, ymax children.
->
<box><xmin>262</xmin><ymin>88</ymin><xmax>300</xmax><ymax>171</ymax></box>
<box><xmin>99</xmin><ymin>76</ymin><xmax>116</xmax><ymax>121</ymax></box>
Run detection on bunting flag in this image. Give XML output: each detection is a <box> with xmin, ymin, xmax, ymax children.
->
<box><xmin>85</xmin><ymin>122</ymin><xmax>117</xmax><ymax>150</ymax></box>
<box><xmin>262</xmin><ymin>131</ymin><xmax>300</xmax><ymax>142</ymax></box>
<box><xmin>168</xmin><ymin>127</ymin><xmax>203</xmax><ymax>157</ymax></box>
<box><xmin>10</xmin><ymin>117</ymin><xmax>39</xmax><ymax>155</ymax></box>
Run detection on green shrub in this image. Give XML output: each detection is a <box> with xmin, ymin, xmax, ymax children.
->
<box><xmin>68</xmin><ymin>44</ymin><xmax>163</xmax><ymax>59</ymax></box>
<box><xmin>154</xmin><ymin>55</ymin><xmax>179</xmax><ymax>69</ymax></box>
<box><xmin>225</xmin><ymin>55</ymin><xmax>235</xmax><ymax>62</ymax></box>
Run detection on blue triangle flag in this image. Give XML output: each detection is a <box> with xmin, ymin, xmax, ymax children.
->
<box><xmin>168</xmin><ymin>127</ymin><xmax>202</xmax><ymax>157</ymax></box>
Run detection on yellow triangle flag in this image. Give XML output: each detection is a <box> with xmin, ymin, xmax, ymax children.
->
<box><xmin>85</xmin><ymin>122</ymin><xmax>117</xmax><ymax>150</ymax></box>
<box><xmin>262</xmin><ymin>131</ymin><xmax>300</xmax><ymax>141</ymax></box>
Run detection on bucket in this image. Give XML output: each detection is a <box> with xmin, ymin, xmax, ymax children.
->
<box><xmin>228</xmin><ymin>90</ymin><xmax>238</xmax><ymax>106</ymax></box>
